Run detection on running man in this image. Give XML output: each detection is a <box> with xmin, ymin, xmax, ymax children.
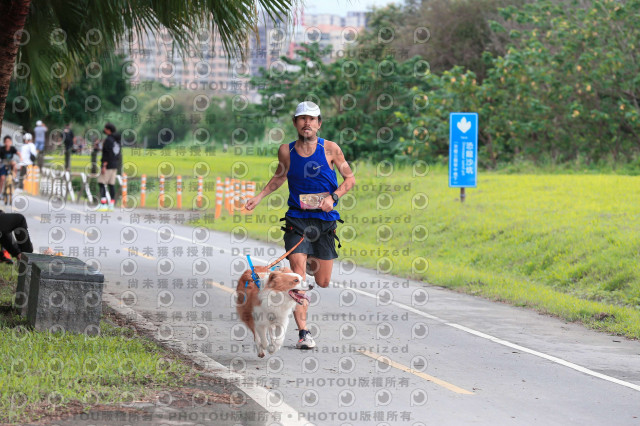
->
<box><xmin>245</xmin><ymin>101</ymin><xmax>356</xmax><ymax>349</ymax></box>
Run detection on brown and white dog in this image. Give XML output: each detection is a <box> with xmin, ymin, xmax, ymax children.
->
<box><xmin>236</xmin><ymin>266</ymin><xmax>307</xmax><ymax>357</ymax></box>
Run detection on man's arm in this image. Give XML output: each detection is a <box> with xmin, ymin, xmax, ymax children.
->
<box><xmin>245</xmin><ymin>144</ymin><xmax>290</xmax><ymax>211</ymax></box>
<box><xmin>329</xmin><ymin>141</ymin><xmax>355</xmax><ymax>197</ymax></box>
<box><xmin>320</xmin><ymin>141</ymin><xmax>355</xmax><ymax>212</ymax></box>
<box><xmin>332</xmin><ymin>147</ymin><xmax>355</xmax><ymax>198</ymax></box>
<box><xmin>101</xmin><ymin>137</ymin><xmax>112</xmax><ymax>169</ymax></box>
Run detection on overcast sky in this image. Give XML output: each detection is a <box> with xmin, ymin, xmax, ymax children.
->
<box><xmin>303</xmin><ymin>0</ymin><xmax>400</xmax><ymax>15</ymax></box>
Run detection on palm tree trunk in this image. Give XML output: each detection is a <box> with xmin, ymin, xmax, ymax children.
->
<box><xmin>0</xmin><ymin>0</ymin><xmax>32</xmax><ymax>129</ymax></box>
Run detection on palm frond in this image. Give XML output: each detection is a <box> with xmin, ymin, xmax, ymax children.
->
<box><xmin>15</xmin><ymin>0</ymin><xmax>297</xmax><ymax>103</ymax></box>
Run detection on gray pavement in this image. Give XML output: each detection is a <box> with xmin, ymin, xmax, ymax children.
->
<box><xmin>12</xmin><ymin>193</ymin><xmax>640</xmax><ymax>426</ymax></box>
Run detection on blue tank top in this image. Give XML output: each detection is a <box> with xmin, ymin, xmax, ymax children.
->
<box><xmin>286</xmin><ymin>138</ymin><xmax>340</xmax><ymax>221</ymax></box>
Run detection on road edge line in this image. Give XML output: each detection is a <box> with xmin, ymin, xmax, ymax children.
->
<box><xmin>102</xmin><ymin>292</ymin><xmax>306</xmax><ymax>426</ymax></box>
<box><xmin>346</xmin><ymin>285</ymin><xmax>640</xmax><ymax>393</ymax></box>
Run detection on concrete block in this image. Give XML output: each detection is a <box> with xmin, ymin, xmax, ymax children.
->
<box><xmin>14</xmin><ymin>254</ymin><xmax>85</xmax><ymax>316</ymax></box>
<box><xmin>27</xmin><ymin>260</ymin><xmax>104</xmax><ymax>335</ymax></box>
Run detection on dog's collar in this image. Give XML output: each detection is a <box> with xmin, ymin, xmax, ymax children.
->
<box><xmin>245</xmin><ymin>256</ymin><xmax>282</xmax><ymax>288</ymax></box>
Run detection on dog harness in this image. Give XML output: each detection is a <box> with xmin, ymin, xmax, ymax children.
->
<box><xmin>244</xmin><ymin>236</ymin><xmax>307</xmax><ymax>288</ymax></box>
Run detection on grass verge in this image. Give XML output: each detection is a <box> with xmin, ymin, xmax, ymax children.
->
<box><xmin>0</xmin><ymin>263</ymin><xmax>198</xmax><ymax>424</ymax></box>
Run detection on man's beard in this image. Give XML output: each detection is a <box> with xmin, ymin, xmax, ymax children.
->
<box><xmin>297</xmin><ymin>130</ymin><xmax>317</xmax><ymax>141</ymax></box>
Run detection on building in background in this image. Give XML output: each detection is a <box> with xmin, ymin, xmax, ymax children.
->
<box><xmin>120</xmin><ymin>29</ymin><xmax>253</xmax><ymax>94</ymax></box>
<box><xmin>120</xmin><ymin>9</ymin><xmax>369</xmax><ymax>94</ymax></box>
<box><xmin>297</xmin><ymin>11</ymin><xmax>367</xmax><ymax>63</ymax></box>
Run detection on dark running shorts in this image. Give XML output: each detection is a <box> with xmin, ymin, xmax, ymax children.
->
<box><xmin>283</xmin><ymin>216</ymin><xmax>338</xmax><ymax>260</ymax></box>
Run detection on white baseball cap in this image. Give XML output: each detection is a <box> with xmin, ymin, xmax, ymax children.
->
<box><xmin>294</xmin><ymin>101</ymin><xmax>321</xmax><ymax>117</ymax></box>
<box><xmin>24</xmin><ymin>133</ymin><xmax>33</xmax><ymax>140</ymax></box>
<box><xmin>36</xmin><ymin>120</ymin><xmax>43</xmax><ymax>126</ymax></box>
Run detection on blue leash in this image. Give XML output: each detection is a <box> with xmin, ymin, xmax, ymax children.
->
<box><xmin>246</xmin><ymin>255</ymin><xmax>261</xmax><ymax>289</ymax></box>
<box><xmin>244</xmin><ymin>256</ymin><xmax>282</xmax><ymax>289</ymax></box>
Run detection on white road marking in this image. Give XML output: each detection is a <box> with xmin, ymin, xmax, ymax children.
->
<box><xmin>446</xmin><ymin>322</ymin><xmax>640</xmax><ymax>392</ymax></box>
<box><xmin>347</xmin><ymin>286</ymin><xmax>640</xmax><ymax>393</ymax></box>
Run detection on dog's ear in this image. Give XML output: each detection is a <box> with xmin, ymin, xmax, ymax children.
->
<box><xmin>265</xmin><ymin>271</ymin><xmax>280</xmax><ymax>284</ymax></box>
<box><xmin>259</xmin><ymin>272</ymin><xmax>271</xmax><ymax>283</ymax></box>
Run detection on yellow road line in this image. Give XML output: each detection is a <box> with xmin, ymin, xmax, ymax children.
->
<box><xmin>72</xmin><ymin>230</ymin><xmax>155</xmax><ymax>260</ymax></box>
<box><xmin>125</xmin><ymin>248</ymin><xmax>155</xmax><ymax>260</ymax></box>
<box><xmin>32</xmin><ymin>215</ymin><xmax>41</xmax><ymax>221</ymax></box>
<box><xmin>358</xmin><ymin>349</ymin><xmax>474</xmax><ymax>395</ymax></box>
<box><xmin>205</xmin><ymin>279</ymin><xmax>235</xmax><ymax>294</ymax></box>
<box><xmin>70</xmin><ymin>227</ymin><xmax>87</xmax><ymax>236</ymax></box>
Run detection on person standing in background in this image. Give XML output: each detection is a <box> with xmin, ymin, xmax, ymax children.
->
<box><xmin>63</xmin><ymin>124</ymin><xmax>75</xmax><ymax>171</ymax></box>
<box><xmin>98</xmin><ymin>123</ymin><xmax>122</xmax><ymax>211</ymax></box>
<box><xmin>90</xmin><ymin>133</ymin><xmax>100</xmax><ymax>175</ymax></box>
<box><xmin>34</xmin><ymin>120</ymin><xmax>47</xmax><ymax>169</ymax></box>
<box><xmin>18</xmin><ymin>133</ymin><xmax>36</xmax><ymax>189</ymax></box>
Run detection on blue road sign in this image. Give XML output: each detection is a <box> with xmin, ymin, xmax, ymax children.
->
<box><xmin>449</xmin><ymin>112</ymin><xmax>478</xmax><ymax>188</ymax></box>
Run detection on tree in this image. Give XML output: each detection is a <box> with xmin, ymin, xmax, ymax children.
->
<box><xmin>251</xmin><ymin>43</ymin><xmax>429</xmax><ymax>162</ymax></box>
<box><xmin>0</xmin><ymin>0</ymin><xmax>296</xmax><ymax>130</ymax></box>
<box><xmin>5</xmin><ymin>54</ymin><xmax>129</xmax><ymax>131</ymax></box>
<box><xmin>393</xmin><ymin>0</ymin><xmax>640</xmax><ymax>167</ymax></box>
<box><xmin>358</xmin><ymin>0</ymin><xmax>522</xmax><ymax>81</ymax></box>
<box><xmin>203</xmin><ymin>98</ymin><xmax>267</xmax><ymax>147</ymax></box>
<box><xmin>484</xmin><ymin>0</ymin><xmax>640</xmax><ymax>164</ymax></box>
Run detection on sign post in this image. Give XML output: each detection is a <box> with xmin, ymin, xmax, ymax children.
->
<box><xmin>449</xmin><ymin>112</ymin><xmax>478</xmax><ymax>202</ymax></box>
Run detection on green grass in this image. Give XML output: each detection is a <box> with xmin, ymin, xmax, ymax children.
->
<box><xmin>0</xmin><ymin>263</ymin><xmax>15</xmax><ymax>305</ymax></box>
<box><xmin>0</xmin><ymin>264</ymin><xmax>195</xmax><ymax>424</ymax></box>
<box><xmin>49</xmin><ymin>149</ymin><xmax>640</xmax><ymax>338</ymax></box>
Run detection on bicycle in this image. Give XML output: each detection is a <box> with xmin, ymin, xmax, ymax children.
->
<box><xmin>2</xmin><ymin>168</ymin><xmax>13</xmax><ymax>206</ymax></box>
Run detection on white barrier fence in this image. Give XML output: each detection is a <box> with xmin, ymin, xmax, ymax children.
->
<box><xmin>39</xmin><ymin>168</ymin><xmax>85</xmax><ymax>202</ymax></box>
<box><xmin>33</xmin><ymin>167</ymin><xmax>258</xmax><ymax>215</ymax></box>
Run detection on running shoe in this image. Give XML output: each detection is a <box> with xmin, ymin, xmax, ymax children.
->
<box><xmin>296</xmin><ymin>329</ymin><xmax>316</xmax><ymax>349</ymax></box>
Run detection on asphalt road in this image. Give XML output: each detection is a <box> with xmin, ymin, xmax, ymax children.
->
<box><xmin>12</xmin><ymin>194</ymin><xmax>640</xmax><ymax>426</ymax></box>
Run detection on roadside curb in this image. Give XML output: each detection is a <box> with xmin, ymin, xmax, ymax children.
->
<box><xmin>102</xmin><ymin>292</ymin><xmax>307</xmax><ymax>426</ymax></box>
